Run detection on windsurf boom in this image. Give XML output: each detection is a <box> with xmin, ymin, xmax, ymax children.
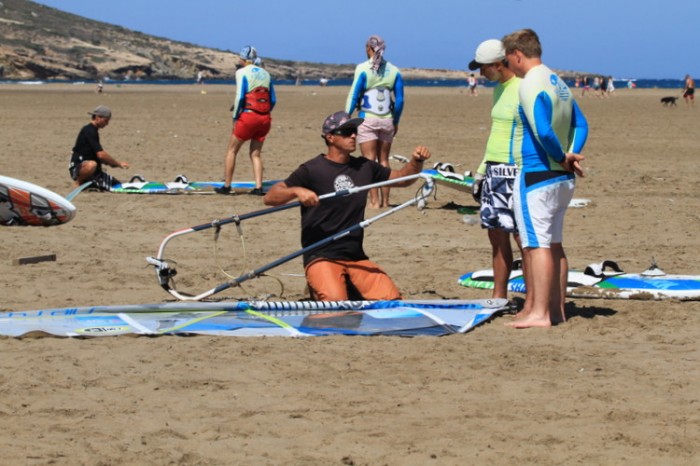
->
<box><xmin>147</xmin><ymin>175</ymin><xmax>436</xmax><ymax>301</ymax></box>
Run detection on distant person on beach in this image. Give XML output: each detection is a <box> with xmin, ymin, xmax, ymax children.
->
<box><xmin>683</xmin><ymin>74</ymin><xmax>695</xmax><ymax>107</ymax></box>
<box><xmin>263</xmin><ymin>111</ymin><xmax>431</xmax><ymax>301</ymax></box>
<box><xmin>599</xmin><ymin>76</ymin><xmax>608</xmax><ymax>98</ymax></box>
<box><xmin>580</xmin><ymin>75</ymin><xmax>590</xmax><ymax>97</ymax></box>
<box><xmin>216</xmin><ymin>46</ymin><xmax>276</xmax><ymax>195</ymax></box>
<box><xmin>346</xmin><ymin>35</ymin><xmax>404</xmax><ymax>209</ymax></box>
<box><xmin>501</xmin><ymin>28</ymin><xmax>589</xmax><ymax>328</ymax></box>
<box><xmin>68</xmin><ymin>105</ymin><xmax>129</xmax><ymax>190</ymax></box>
<box><xmin>196</xmin><ymin>70</ymin><xmax>205</xmax><ymax>84</ymax></box>
<box><xmin>468</xmin><ymin>73</ymin><xmax>478</xmax><ymax>96</ymax></box>
<box><xmin>96</xmin><ymin>80</ymin><xmax>103</xmax><ymax>93</ymax></box>
<box><xmin>468</xmin><ymin>39</ymin><xmax>523</xmax><ymax>301</ymax></box>
<box><xmin>606</xmin><ymin>76</ymin><xmax>615</xmax><ymax>96</ymax></box>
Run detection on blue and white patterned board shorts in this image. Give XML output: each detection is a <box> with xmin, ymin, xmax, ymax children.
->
<box><xmin>479</xmin><ymin>162</ymin><xmax>518</xmax><ymax>233</ymax></box>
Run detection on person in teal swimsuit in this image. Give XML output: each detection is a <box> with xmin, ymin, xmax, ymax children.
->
<box><xmin>346</xmin><ymin>35</ymin><xmax>404</xmax><ymax>208</ymax></box>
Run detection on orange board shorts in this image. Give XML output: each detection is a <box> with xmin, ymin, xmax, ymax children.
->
<box><xmin>233</xmin><ymin>111</ymin><xmax>271</xmax><ymax>142</ymax></box>
<box><xmin>305</xmin><ymin>258</ymin><xmax>401</xmax><ymax>301</ymax></box>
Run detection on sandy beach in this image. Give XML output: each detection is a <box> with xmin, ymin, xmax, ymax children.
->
<box><xmin>1</xmin><ymin>82</ymin><xmax>699</xmax><ymax>465</ymax></box>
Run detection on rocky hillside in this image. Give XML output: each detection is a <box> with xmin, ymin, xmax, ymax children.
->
<box><xmin>0</xmin><ymin>0</ymin><xmax>472</xmax><ymax>82</ymax></box>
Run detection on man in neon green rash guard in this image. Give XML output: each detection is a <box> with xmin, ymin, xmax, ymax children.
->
<box><xmin>346</xmin><ymin>35</ymin><xmax>404</xmax><ymax>209</ymax></box>
<box><xmin>501</xmin><ymin>28</ymin><xmax>588</xmax><ymax>329</ymax></box>
<box><xmin>469</xmin><ymin>39</ymin><xmax>524</xmax><ymax>303</ymax></box>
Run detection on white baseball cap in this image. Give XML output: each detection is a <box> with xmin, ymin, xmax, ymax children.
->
<box><xmin>468</xmin><ymin>39</ymin><xmax>506</xmax><ymax>71</ymax></box>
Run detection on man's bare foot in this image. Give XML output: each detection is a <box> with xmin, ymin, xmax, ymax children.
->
<box><xmin>505</xmin><ymin>314</ymin><xmax>552</xmax><ymax>329</ymax></box>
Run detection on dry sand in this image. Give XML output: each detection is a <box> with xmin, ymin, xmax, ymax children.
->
<box><xmin>1</xmin><ymin>83</ymin><xmax>699</xmax><ymax>465</ymax></box>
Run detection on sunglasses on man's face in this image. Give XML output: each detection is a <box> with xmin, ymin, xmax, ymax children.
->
<box><xmin>331</xmin><ymin>127</ymin><xmax>358</xmax><ymax>137</ymax></box>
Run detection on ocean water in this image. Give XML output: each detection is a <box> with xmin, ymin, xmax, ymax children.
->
<box><xmin>2</xmin><ymin>77</ymin><xmax>687</xmax><ymax>89</ymax></box>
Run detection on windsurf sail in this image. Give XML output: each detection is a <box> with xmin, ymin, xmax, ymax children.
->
<box><xmin>0</xmin><ymin>299</ymin><xmax>511</xmax><ymax>338</ymax></box>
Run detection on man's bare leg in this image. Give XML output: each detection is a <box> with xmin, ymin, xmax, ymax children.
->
<box><xmin>378</xmin><ymin>140</ymin><xmax>392</xmax><ymax>207</ymax></box>
<box><xmin>507</xmin><ymin>247</ymin><xmax>552</xmax><ymax>328</ymax></box>
<box><xmin>223</xmin><ymin>134</ymin><xmax>245</xmax><ymax>187</ymax></box>
<box><xmin>489</xmin><ymin>228</ymin><xmax>514</xmax><ymax>300</ymax></box>
<box><xmin>360</xmin><ymin>140</ymin><xmax>380</xmax><ymax>209</ymax></box>
<box><xmin>249</xmin><ymin>140</ymin><xmax>264</xmax><ymax>189</ymax></box>
<box><xmin>74</xmin><ymin>160</ymin><xmax>98</xmax><ymax>186</ymax></box>
<box><xmin>550</xmin><ymin>243</ymin><xmax>567</xmax><ymax>324</ymax></box>
<box><xmin>515</xmin><ymin>246</ymin><xmax>533</xmax><ymax>319</ymax></box>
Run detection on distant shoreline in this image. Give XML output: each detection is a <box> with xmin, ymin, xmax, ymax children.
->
<box><xmin>0</xmin><ymin>77</ymin><xmax>688</xmax><ymax>89</ymax></box>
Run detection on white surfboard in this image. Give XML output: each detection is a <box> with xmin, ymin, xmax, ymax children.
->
<box><xmin>0</xmin><ymin>175</ymin><xmax>77</xmax><ymax>226</ymax></box>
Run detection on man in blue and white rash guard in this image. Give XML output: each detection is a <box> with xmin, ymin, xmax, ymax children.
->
<box><xmin>501</xmin><ymin>28</ymin><xmax>588</xmax><ymax>329</ymax></box>
<box><xmin>346</xmin><ymin>35</ymin><xmax>404</xmax><ymax>208</ymax></box>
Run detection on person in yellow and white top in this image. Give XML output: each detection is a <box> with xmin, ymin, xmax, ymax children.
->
<box><xmin>346</xmin><ymin>35</ymin><xmax>404</xmax><ymax>208</ymax></box>
<box><xmin>216</xmin><ymin>46</ymin><xmax>276</xmax><ymax>195</ymax></box>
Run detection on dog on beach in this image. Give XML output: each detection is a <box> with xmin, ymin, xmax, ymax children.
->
<box><xmin>661</xmin><ymin>96</ymin><xmax>678</xmax><ymax>107</ymax></box>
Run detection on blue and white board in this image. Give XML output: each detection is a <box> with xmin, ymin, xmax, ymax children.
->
<box><xmin>390</xmin><ymin>157</ymin><xmax>474</xmax><ymax>192</ymax></box>
<box><xmin>0</xmin><ymin>299</ymin><xmax>510</xmax><ymax>337</ymax></box>
<box><xmin>458</xmin><ymin>260</ymin><xmax>700</xmax><ymax>300</ymax></box>
<box><xmin>0</xmin><ymin>175</ymin><xmax>76</xmax><ymax>226</ymax></box>
<box><xmin>422</xmin><ymin>168</ymin><xmax>474</xmax><ymax>192</ymax></box>
<box><xmin>110</xmin><ymin>175</ymin><xmax>280</xmax><ymax>194</ymax></box>
<box><xmin>421</xmin><ymin>162</ymin><xmax>474</xmax><ymax>192</ymax></box>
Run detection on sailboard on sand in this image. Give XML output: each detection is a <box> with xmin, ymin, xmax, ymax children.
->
<box><xmin>458</xmin><ymin>259</ymin><xmax>700</xmax><ymax>300</ymax></box>
<box><xmin>0</xmin><ymin>299</ymin><xmax>511</xmax><ymax>338</ymax></box>
<box><xmin>110</xmin><ymin>175</ymin><xmax>280</xmax><ymax>194</ymax></box>
<box><xmin>390</xmin><ymin>156</ymin><xmax>474</xmax><ymax>192</ymax></box>
<box><xmin>0</xmin><ymin>175</ymin><xmax>77</xmax><ymax>226</ymax></box>
<box><xmin>422</xmin><ymin>162</ymin><xmax>474</xmax><ymax>192</ymax></box>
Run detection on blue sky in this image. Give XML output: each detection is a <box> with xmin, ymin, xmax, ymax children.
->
<box><xmin>32</xmin><ymin>0</ymin><xmax>699</xmax><ymax>79</ymax></box>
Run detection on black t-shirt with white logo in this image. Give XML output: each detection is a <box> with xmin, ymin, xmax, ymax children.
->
<box><xmin>285</xmin><ymin>154</ymin><xmax>391</xmax><ymax>266</ymax></box>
